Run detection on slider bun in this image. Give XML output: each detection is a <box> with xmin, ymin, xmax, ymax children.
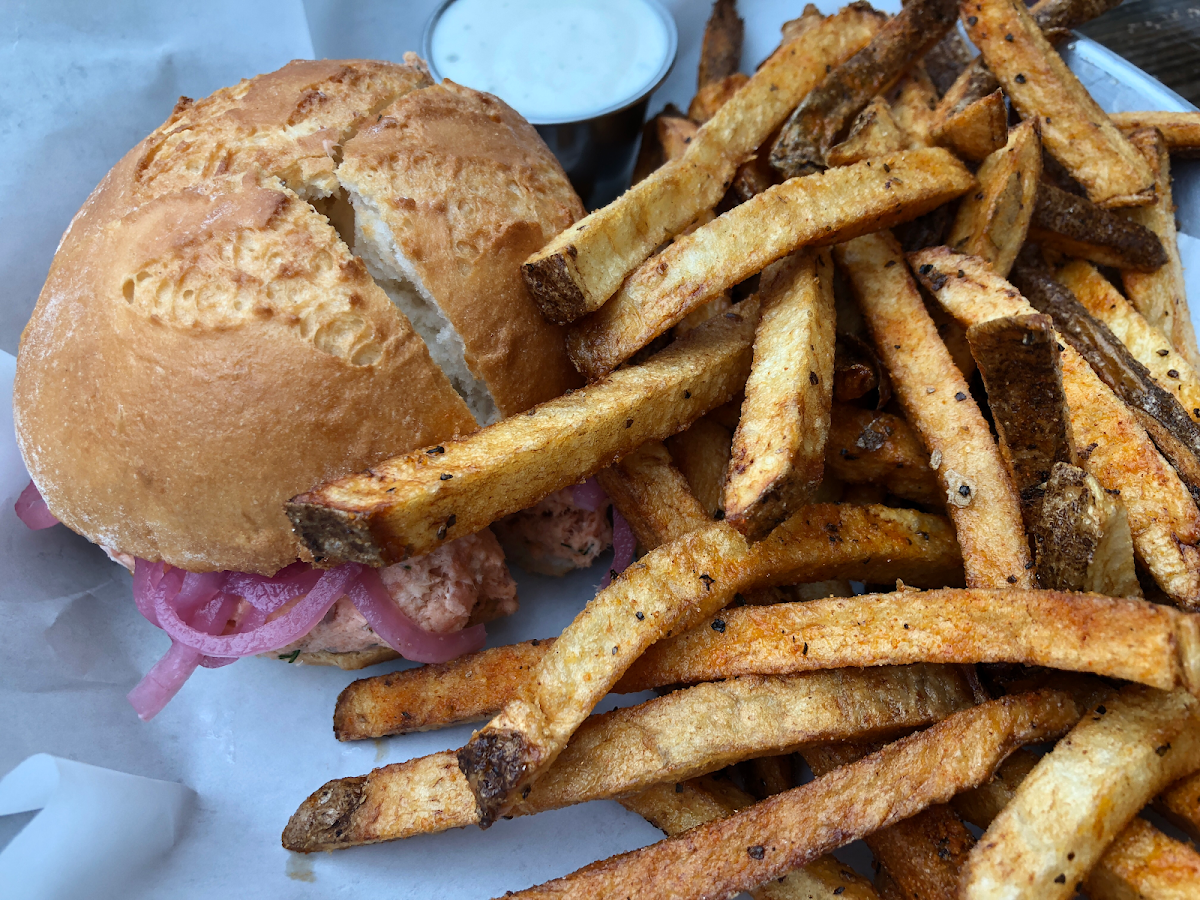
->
<box><xmin>14</xmin><ymin>59</ymin><xmax>583</xmax><ymax>575</ymax></box>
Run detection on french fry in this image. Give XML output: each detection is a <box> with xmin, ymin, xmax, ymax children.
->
<box><xmin>495</xmin><ymin>690</ymin><xmax>1082</xmax><ymax>900</ymax></box>
<box><xmin>826</xmin><ymin>97</ymin><xmax>909</xmax><ymax>167</ymax></box>
<box><xmin>931</xmin><ymin>89</ymin><xmax>1008</xmax><ymax>162</ymax></box>
<box><xmin>568</xmin><ymin>147</ymin><xmax>975</xmax><ymax>380</ymax></box>
<box><xmin>947</xmin><ymin>119</ymin><xmax>1043</xmax><ymax>278</ymax></box>
<box><xmin>724</xmin><ymin>250</ymin><xmax>836</xmax><ymax>540</ymax></box>
<box><xmin>961</xmin><ymin>684</ymin><xmax>1200</xmax><ymax>900</ymax></box>
<box><xmin>838</xmin><ymin>233</ymin><xmax>1034</xmax><ymax>589</ymax></box>
<box><xmin>743</xmin><ymin>755</ymin><xmax>794</xmax><ymax>800</ymax></box>
<box><xmin>1028</xmin><ymin>180</ymin><xmax>1168</xmax><ymax>271</ymax></box>
<box><xmin>965</xmin><ymin>313</ymin><xmax>1073</xmax><ymax>529</ymax></box>
<box><xmin>962</xmin><ymin>0</ymin><xmax>1155</xmax><ymax>208</ymax></box>
<box><xmin>332</xmin><ymin>503</ymin><xmax>965</xmax><ymax>741</ymax></box>
<box><xmin>287</xmin><ymin>300</ymin><xmax>758</xmax><ymax>567</ymax></box>
<box><xmin>922</xmin><ymin>28</ymin><xmax>973</xmax><ymax>97</ymax></box>
<box><xmin>833</xmin><ymin>335</ymin><xmax>890</xmax><ymax>403</ymax></box>
<box><xmin>769</xmin><ymin>0</ymin><xmax>958</xmax><ymax>177</ymax></box>
<box><xmin>697</xmin><ymin>0</ymin><xmax>744</xmax><ymax>89</ymax></box>
<box><xmin>595</xmin><ymin>441</ymin><xmax>710</xmax><ymax>551</ymax></box>
<box><xmin>956</xmin><ymin>748</ymin><xmax>1200</xmax><ymax>900</ymax></box>
<box><xmin>631</xmin><ymin>111</ymin><xmax>697</xmax><ymax>185</ymax></box>
<box><xmin>521</xmin><ymin>6</ymin><xmax>885</xmax><ymax>324</ymax></box>
<box><xmin>826</xmin><ymin>404</ymin><xmax>941</xmax><ymax>507</ymax></box>
<box><xmin>689</xmin><ymin>74</ymin><xmax>750</xmax><ymax>125</ymax></box>
<box><xmin>1012</xmin><ymin>258</ymin><xmax>1200</xmax><ymax>506</ymax></box>
<box><xmin>622</xmin><ymin>587</ymin><xmax>1200</xmax><ymax>696</ymax></box>
<box><xmin>888</xmin><ymin>64</ymin><xmax>941</xmax><ymax>148</ymax></box>
<box><xmin>1122</xmin><ymin>127</ymin><xmax>1198</xmax><ymax>370</ymax></box>
<box><xmin>1035</xmin><ymin>462</ymin><xmax>1141</xmax><ymax>598</ymax></box>
<box><xmin>667</xmin><ymin>414</ymin><xmax>734</xmax><ymax>518</ymax></box>
<box><xmin>910</xmin><ymin>247</ymin><xmax>1200</xmax><ymax>608</ymax></box>
<box><xmin>1059</xmin><ymin>259</ymin><xmax>1200</xmax><ymax>429</ymax></box>
<box><xmin>1111</xmin><ymin>111</ymin><xmax>1200</xmax><ymax>156</ymax></box>
<box><xmin>1157</xmin><ymin>769</ymin><xmax>1200</xmax><ymax>842</ymax></box>
<box><xmin>285</xmin><ymin>665</ymin><xmax>976</xmax><ymax>849</ymax></box>
<box><xmin>622</xmin><ymin>777</ymin><xmax>882</xmax><ymax>900</ymax></box>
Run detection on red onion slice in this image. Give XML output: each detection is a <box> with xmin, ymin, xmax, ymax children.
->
<box><xmin>600</xmin><ymin>508</ymin><xmax>636</xmax><ymax>590</ymax></box>
<box><xmin>571</xmin><ymin>477</ymin><xmax>609</xmax><ymax>512</ymax></box>
<box><xmin>154</xmin><ymin>564</ymin><xmax>360</xmax><ymax>657</ymax></box>
<box><xmin>133</xmin><ymin>561</ymin><xmax>184</xmax><ymax>628</ymax></box>
<box><xmin>226</xmin><ymin>564</ymin><xmax>323</xmax><ymax>614</ymax></box>
<box><xmin>14</xmin><ymin>481</ymin><xmax>59</xmax><ymax>529</ymax></box>
<box><xmin>348</xmin><ymin>567</ymin><xmax>486</xmax><ymax>664</ymax></box>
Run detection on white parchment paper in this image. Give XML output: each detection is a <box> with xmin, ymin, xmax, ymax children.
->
<box><xmin>2</xmin><ymin>2</ymin><xmax>1197</xmax><ymax>897</ymax></box>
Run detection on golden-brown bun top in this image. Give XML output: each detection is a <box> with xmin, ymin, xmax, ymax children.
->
<box><xmin>15</xmin><ymin>58</ymin><xmax>585</xmax><ymax>574</ymax></box>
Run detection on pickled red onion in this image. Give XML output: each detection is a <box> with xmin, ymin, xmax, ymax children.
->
<box><xmin>348</xmin><ymin>567</ymin><xmax>486</xmax><ymax>663</ymax></box>
<box><xmin>154</xmin><ymin>564</ymin><xmax>360</xmax><ymax>658</ymax></box>
<box><xmin>600</xmin><ymin>508</ymin><xmax>636</xmax><ymax>589</ymax></box>
<box><xmin>571</xmin><ymin>477</ymin><xmax>609</xmax><ymax>512</ymax></box>
<box><xmin>14</xmin><ymin>480</ymin><xmax>59</xmax><ymax>529</ymax></box>
<box><xmin>132</xmin><ymin>560</ymin><xmax>185</xmax><ymax>628</ymax></box>
<box><xmin>226</xmin><ymin>564</ymin><xmax>324</xmax><ymax>614</ymax></box>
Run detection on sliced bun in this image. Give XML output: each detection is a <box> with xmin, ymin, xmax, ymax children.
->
<box><xmin>14</xmin><ymin>59</ymin><xmax>583</xmax><ymax>574</ymax></box>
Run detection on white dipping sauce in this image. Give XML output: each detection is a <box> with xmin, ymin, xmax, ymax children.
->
<box><xmin>430</xmin><ymin>0</ymin><xmax>673</xmax><ymax>124</ymax></box>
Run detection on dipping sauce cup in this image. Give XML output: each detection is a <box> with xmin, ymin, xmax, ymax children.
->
<box><xmin>424</xmin><ymin>0</ymin><xmax>678</xmax><ymax>209</ymax></box>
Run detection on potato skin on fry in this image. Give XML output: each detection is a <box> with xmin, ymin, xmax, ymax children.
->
<box><xmin>825</xmin><ymin>404</ymin><xmax>941</xmax><ymax>507</ymax></box>
<box><xmin>1111</xmin><ymin>111</ymin><xmax>1200</xmax><ymax>157</ymax></box>
<box><xmin>1028</xmin><ymin>180</ymin><xmax>1167</xmax><ymax>271</ymax></box>
<box><xmin>962</xmin><ymin>0</ymin><xmax>1154</xmax><ymax>208</ymax></box>
<box><xmin>569</xmin><ymin>147</ymin><xmax>975</xmax><ymax>380</ymax></box>
<box><xmin>932</xmin><ymin>89</ymin><xmax>1008</xmax><ymax>162</ymax></box>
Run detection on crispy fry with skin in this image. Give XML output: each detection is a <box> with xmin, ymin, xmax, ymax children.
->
<box><xmin>622</xmin><ymin>778</ymin><xmax>881</xmax><ymax>900</ymax></box>
<box><xmin>595</xmin><ymin>441</ymin><xmax>710</xmax><ymax>552</ymax></box>
<box><xmin>962</xmin><ymin>0</ymin><xmax>1154</xmax><ymax>208</ymax></box>
<box><xmin>1158</xmin><ymin>769</ymin><xmax>1200</xmax><ymax>842</ymax></box>
<box><xmin>1059</xmin><ymin>260</ymin><xmax>1200</xmax><ymax>429</ymax></box>
<box><xmin>631</xmin><ymin>112</ymin><xmax>697</xmax><ymax>185</ymax></box>
<box><xmin>568</xmin><ymin>148</ymin><xmax>975</xmax><ymax>380</ymax></box>
<box><xmin>521</xmin><ymin>7</ymin><xmax>885</xmax><ymax>324</ymax></box>
<box><xmin>909</xmin><ymin>247</ymin><xmax>1200</xmax><ymax>608</ymax></box>
<box><xmin>1122</xmin><ymin>127</ymin><xmax>1198</xmax><ymax>370</ymax></box>
<box><xmin>496</xmin><ymin>691</ymin><xmax>1083</xmax><ymax>900</ymax></box>
<box><xmin>623</xmin><ymin>587</ymin><xmax>1200</xmax><ymax>696</ymax></box>
<box><xmin>923</xmin><ymin>29</ymin><xmax>973</xmax><ymax>97</ymax></box>
<box><xmin>965</xmin><ymin>314</ymin><xmax>1073</xmax><ymax>530</ymax></box>
<box><xmin>743</xmin><ymin>756</ymin><xmax>794</xmax><ymax>800</ymax></box>
<box><xmin>698</xmin><ymin>0</ymin><xmax>744</xmax><ymax>88</ymax></box>
<box><xmin>838</xmin><ymin>233</ymin><xmax>1033</xmax><ymax>588</ymax></box>
<box><xmin>725</xmin><ymin>250</ymin><xmax>836</xmax><ymax>540</ymax></box>
<box><xmin>1028</xmin><ymin>180</ymin><xmax>1167</xmax><ymax>271</ymax></box>
<box><xmin>769</xmin><ymin>0</ymin><xmax>958</xmax><ymax>177</ymax></box>
<box><xmin>286</xmin><ymin>300</ymin><xmax>758</xmax><ymax>567</ymax></box>
<box><xmin>888</xmin><ymin>64</ymin><xmax>940</xmax><ymax>148</ymax></box>
<box><xmin>948</xmin><ymin>119</ymin><xmax>1043</xmax><ymax>278</ymax></box>
<box><xmin>961</xmin><ymin>685</ymin><xmax>1200</xmax><ymax>900</ymax></box>
<box><xmin>285</xmin><ymin>665</ymin><xmax>975</xmax><ymax>850</ymax></box>
<box><xmin>689</xmin><ymin>74</ymin><xmax>750</xmax><ymax>125</ymax></box>
<box><xmin>1111</xmin><ymin>111</ymin><xmax>1200</xmax><ymax>156</ymax></box>
<box><xmin>932</xmin><ymin>90</ymin><xmax>1008</xmax><ymax>162</ymax></box>
<box><xmin>826</xmin><ymin>404</ymin><xmax>941</xmax><ymax>507</ymax></box>
<box><xmin>332</xmin><ymin>504</ymin><xmax>965</xmax><ymax>741</ymax></box>
<box><xmin>667</xmin><ymin>414</ymin><xmax>733</xmax><ymax>518</ymax></box>
<box><xmin>826</xmin><ymin>98</ymin><xmax>909</xmax><ymax>167</ymax></box>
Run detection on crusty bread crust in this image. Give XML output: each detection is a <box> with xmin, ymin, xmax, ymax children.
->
<box><xmin>16</xmin><ymin>59</ymin><xmax>583</xmax><ymax>574</ymax></box>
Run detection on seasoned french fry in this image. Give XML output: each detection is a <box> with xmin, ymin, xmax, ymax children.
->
<box><xmin>698</xmin><ymin>0</ymin><xmax>744</xmax><ymax>88</ymax></box>
<box><xmin>962</xmin><ymin>0</ymin><xmax>1155</xmax><ymax>207</ymax></box>
<box><xmin>725</xmin><ymin>250</ymin><xmax>836</xmax><ymax>540</ymax></box>
<box><xmin>1035</xmin><ymin>462</ymin><xmax>1141</xmax><ymax>598</ymax></box>
<box><xmin>1058</xmin><ymin>259</ymin><xmax>1200</xmax><ymax>428</ymax></box>
<box><xmin>623</xmin><ymin>587</ymin><xmax>1200</xmax><ymax>695</ymax></box>
<box><xmin>631</xmin><ymin>111</ymin><xmax>697</xmax><ymax>184</ymax></box>
<box><xmin>332</xmin><ymin>504</ymin><xmax>965</xmax><ymax>741</ymax></box>
<box><xmin>947</xmin><ymin>119</ymin><xmax>1042</xmax><ymax>277</ymax></box>
<box><xmin>910</xmin><ymin>247</ymin><xmax>1200</xmax><ymax>608</ymax></box>
<box><xmin>568</xmin><ymin>148</ymin><xmax>975</xmax><ymax>380</ymax></box>
<box><xmin>1158</xmin><ymin>769</ymin><xmax>1200</xmax><ymax>842</ymax></box>
<box><xmin>833</xmin><ymin>334</ymin><xmax>890</xmax><ymax>403</ymax></box>
<box><xmin>769</xmin><ymin>0</ymin><xmax>958</xmax><ymax>177</ymax></box>
<box><xmin>965</xmin><ymin>313</ymin><xmax>1073</xmax><ymax>529</ymax></box>
<box><xmin>888</xmin><ymin>64</ymin><xmax>940</xmax><ymax>148</ymax></box>
<box><xmin>1122</xmin><ymin>127</ymin><xmax>1198</xmax><ymax>370</ymax></box>
<box><xmin>838</xmin><ymin>233</ymin><xmax>1033</xmax><ymax>588</ymax></box>
<box><xmin>743</xmin><ymin>755</ymin><xmax>794</xmax><ymax>800</ymax></box>
<box><xmin>624</xmin><ymin>777</ymin><xmax>881</xmax><ymax>900</ymax></box>
<box><xmin>285</xmin><ymin>665</ymin><xmax>975</xmax><ymax>849</ymax></box>
<box><xmin>666</xmin><ymin>414</ymin><xmax>733</xmax><ymax>518</ymax></box>
<box><xmin>595</xmin><ymin>441</ymin><xmax>710</xmax><ymax>551</ymax></box>
<box><xmin>932</xmin><ymin>89</ymin><xmax>1008</xmax><ymax>162</ymax></box>
<box><xmin>952</xmin><ymin>748</ymin><xmax>1041</xmax><ymax>828</ymax></box>
<box><xmin>961</xmin><ymin>684</ymin><xmax>1200</xmax><ymax>900</ymax></box>
<box><xmin>1111</xmin><ymin>111</ymin><xmax>1200</xmax><ymax>156</ymax></box>
<box><xmin>922</xmin><ymin>28</ymin><xmax>973</xmax><ymax>97</ymax></box>
<box><xmin>1012</xmin><ymin>258</ymin><xmax>1200</xmax><ymax>507</ymax></box>
<box><xmin>689</xmin><ymin>73</ymin><xmax>750</xmax><ymax>125</ymax></box>
<box><xmin>825</xmin><ymin>404</ymin><xmax>942</xmax><ymax>507</ymax></box>
<box><xmin>287</xmin><ymin>300</ymin><xmax>759</xmax><ymax>567</ymax></box>
<box><xmin>1028</xmin><ymin>180</ymin><xmax>1167</xmax><ymax>271</ymax></box>
<box><xmin>522</xmin><ymin>6</ymin><xmax>885</xmax><ymax>324</ymax></box>
<box><xmin>826</xmin><ymin>97</ymin><xmax>909</xmax><ymax>167</ymax></box>
<box><xmin>496</xmin><ymin>690</ymin><xmax>1083</xmax><ymax>900</ymax></box>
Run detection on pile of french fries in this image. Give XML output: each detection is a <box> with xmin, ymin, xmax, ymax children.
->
<box><xmin>282</xmin><ymin>0</ymin><xmax>1200</xmax><ymax>895</ymax></box>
